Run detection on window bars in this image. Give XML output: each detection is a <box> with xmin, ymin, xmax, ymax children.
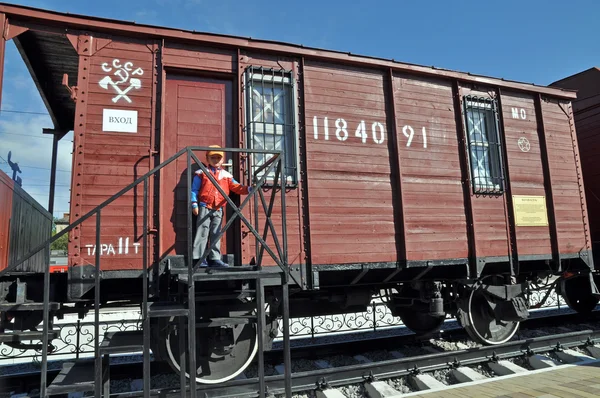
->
<box><xmin>463</xmin><ymin>95</ymin><xmax>505</xmax><ymax>194</ymax></box>
<box><xmin>244</xmin><ymin>66</ymin><xmax>297</xmax><ymax>186</ymax></box>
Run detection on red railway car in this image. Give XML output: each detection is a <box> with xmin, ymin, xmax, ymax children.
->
<box><xmin>0</xmin><ymin>3</ymin><xmax>598</xmax><ymax>391</ymax></box>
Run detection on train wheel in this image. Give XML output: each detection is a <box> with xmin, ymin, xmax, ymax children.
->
<box><xmin>396</xmin><ymin>308</ymin><xmax>445</xmax><ymax>335</ymax></box>
<box><xmin>458</xmin><ymin>277</ymin><xmax>519</xmax><ymax>345</ymax></box>
<box><xmin>560</xmin><ymin>275</ymin><xmax>600</xmax><ymax>313</ymax></box>
<box><xmin>162</xmin><ymin>315</ymin><xmax>258</xmax><ymax>384</ymax></box>
<box><xmin>389</xmin><ymin>284</ymin><xmax>446</xmax><ymax>335</ymax></box>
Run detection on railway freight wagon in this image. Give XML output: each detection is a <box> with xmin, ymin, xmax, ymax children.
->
<box><xmin>0</xmin><ymin>3</ymin><xmax>599</xmax><ymax>394</ymax></box>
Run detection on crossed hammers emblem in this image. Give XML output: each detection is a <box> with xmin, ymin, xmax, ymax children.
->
<box><xmin>98</xmin><ymin>59</ymin><xmax>143</xmax><ymax>103</ymax></box>
<box><xmin>99</xmin><ymin>76</ymin><xmax>142</xmax><ymax>103</ymax></box>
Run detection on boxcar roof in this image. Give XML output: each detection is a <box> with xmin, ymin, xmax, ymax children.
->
<box><xmin>0</xmin><ymin>2</ymin><xmax>578</xmax><ymax>131</ymax></box>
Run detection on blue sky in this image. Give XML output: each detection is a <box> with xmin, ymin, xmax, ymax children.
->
<box><xmin>1</xmin><ymin>0</ymin><xmax>599</xmax><ymax>218</ymax></box>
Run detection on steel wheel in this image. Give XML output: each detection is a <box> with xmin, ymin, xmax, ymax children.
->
<box><xmin>162</xmin><ymin>315</ymin><xmax>258</xmax><ymax>384</ymax></box>
<box><xmin>458</xmin><ymin>277</ymin><xmax>520</xmax><ymax>345</ymax></box>
<box><xmin>396</xmin><ymin>308</ymin><xmax>445</xmax><ymax>335</ymax></box>
<box><xmin>390</xmin><ymin>284</ymin><xmax>446</xmax><ymax>335</ymax></box>
<box><xmin>560</xmin><ymin>275</ymin><xmax>600</xmax><ymax>313</ymax></box>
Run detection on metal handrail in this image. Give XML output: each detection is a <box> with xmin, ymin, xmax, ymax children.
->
<box><xmin>182</xmin><ymin>148</ymin><xmax>289</xmax><ymax>398</ymax></box>
<box><xmin>252</xmin><ymin>152</ymin><xmax>279</xmax><ymax>179</ymax></box>
<box><xmin>186</xmin><ymin>149</ymin><xmax>288</xmax><ymax>272</ymax></box>
<box><xmin>5</xmin><ymin>146</ymin><xmax>288</xmax><ymax>397</ymax></box>
<box><xmin>3</xmin><ymin>146</ymin><xmax>284</xmax><ymax>276</ymax></box>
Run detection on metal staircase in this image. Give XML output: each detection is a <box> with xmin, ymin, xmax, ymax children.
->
<box><xmin>1</xmin><ymin>146</ymin><xmax>292</xmax><ymax>398</ymax></box>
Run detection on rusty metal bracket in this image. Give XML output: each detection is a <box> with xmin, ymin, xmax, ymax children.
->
<box><xmin>62</xmin><ymin>73</ymin><xmax>78</xmax><ymax>102</ymax></box>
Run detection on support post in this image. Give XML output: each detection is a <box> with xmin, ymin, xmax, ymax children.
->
<box><xmin>256</xmin><ymin>277</ymin><xmax>266</xmax><ymax>398</ymax></box>
<box><xmin>452</xmin><ymin>82</ymin><xmax>478</xmax><ymax>277</ymax></box>
<box><xmin>496</xmin><ymin>89</ymin><xmax>519</xmax><ymax>276</ymax></box>
<box><xmin>186</xmin><ymin>149</ymin><xmax>197</xmax><ymax>398</ymax></box>
<box><xmin>37</xmin><ymin>130</ymin><xmax>70</xmax><ymax>398</ymax></box>
<box><xmin>40</xmin><ymin>240</ymin><xmax>50</xmax><ymax>397</ymax></box>
<box><xmin>143</xmin><ymin>178</ymin><xmax>150</xmax><ymax>398</ymax></box>
<box><xmin>281</xmin><ymin>149</ymin><xmax>292</xmax><ymax>397</ymax></box>
<box><xmin>534</xmin><ymin>94</ymin><xmax>560</xmax><ymax>270</ymax></box>
<box><xmin>49</xmin><ymin>134</ymin><xmax>58</xmax><ymax>215</ymax></box>
<box><xmin>0</xmin><ymin>14</ymin><xmax>6</xmax><ymax>110</ymax></box>
<box><xmin>283</xmin><ymin>280</ymin><xmax>291</xmax><ymax>397</ymax></box>
<box><xmin>43</xmin><ymin>128</ymin><xmax>67</xmax><ymax>216</ymax></box>
<box><xmin>386</xmin><ymin>68</ymin><xmax>407</xmax><ymax>266</ymax></box>
<box><xmin>94</xmin><ymin>211</ymin><xmax>101</xmax><ymax>398</ymax></box>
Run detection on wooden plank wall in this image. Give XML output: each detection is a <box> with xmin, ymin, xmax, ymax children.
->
<box><xmin>542</xmin><ymin>99</ymin><xmax>589</xmax><ymax>254</ymax></box>
<box><xmin>393</xmin><ymin>73</ymin><xmax>468</xmax><ymax>261</ymax></box>
<box><xmin>72</xmin><ymin>38</ymin><xmax>155</xmax><ymax>270</ymax></box>
<box><xmin>303</xmin><ymin>61</ymin><xmax>398</xmax><ymax>265</ymax></box>
<box><xmin>500</xmin><ymin>92</ymin><xmax>552</xmax><ymax>257</ymax></box>
<box><xmin>0</xmin><ymin>171</ymin><xmax>14</xmax><ymax>271</ymax></box>
<box><xmin>4</xmin><ymin>174</ymin><xmax>52</xmax><ymax>272</ymax></box>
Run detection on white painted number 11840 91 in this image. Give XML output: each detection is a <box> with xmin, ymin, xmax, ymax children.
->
<box><xmin>312</xmin><ymin>116</ymin><xmax>427</xmax><ymax>148</ymax></box>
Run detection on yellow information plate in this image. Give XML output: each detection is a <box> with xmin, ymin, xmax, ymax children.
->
<box><xmin>513</xmin><ymin>195</ymin><xmax>549</xmax><ymax>227</ymax></box>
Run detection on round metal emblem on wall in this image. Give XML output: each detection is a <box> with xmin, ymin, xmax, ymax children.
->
<box><xmin>518</xmin><ymin>137</ymin><xmax>530</xmax><ymax>152</ymax></box>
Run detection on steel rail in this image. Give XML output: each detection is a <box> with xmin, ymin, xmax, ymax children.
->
<box><xmin>2</xmin><ymin>314</ymin><xmax>599</xmax><ymax>397</ymax></box>
<box><xmin>114</xmin><ymin>329</ymin><xmax>600</xmax><ymax>398</ymax></box>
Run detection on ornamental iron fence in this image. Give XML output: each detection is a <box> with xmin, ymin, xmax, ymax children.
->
<box><xmin>0</xmin><ymin>284</ymin><xmax>568</xmax><ymax>365</ymax></box>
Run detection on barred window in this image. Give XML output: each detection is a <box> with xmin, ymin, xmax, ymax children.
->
<box><xmin>244</xmin><ymin>66</ymin><xmax>297</xmax><ymax>186</ymax></box>
<box><xmin>463</xmin><ymin>96</ymin><xmax>504</xmax><ymax>194</ymax></box>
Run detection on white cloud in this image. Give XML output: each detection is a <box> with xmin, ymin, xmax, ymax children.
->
<box><xmin>0</xmin><ymin>115</ymin><xmax>73</xmax><ymax>219</ymax></box>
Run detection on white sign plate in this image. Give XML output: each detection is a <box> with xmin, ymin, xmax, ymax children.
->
<box><xmin>102</xmin><ymin>109</ymin><xmax>138</xmax><ymax>133</ymax></box>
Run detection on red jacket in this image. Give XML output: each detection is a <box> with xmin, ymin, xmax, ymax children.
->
<box><xmin>191</xmin><ymin>166</ymin><xmax>250</xmax><ymax>210</ymax></box>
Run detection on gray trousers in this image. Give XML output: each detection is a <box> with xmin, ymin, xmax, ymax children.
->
<box><xmin>192</xmin><ymin>206</ymin><xmax>223</xmax><ymax>261</ymax></box>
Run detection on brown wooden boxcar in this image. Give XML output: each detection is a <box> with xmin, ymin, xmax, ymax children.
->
<box><xmin>0</xmin><ymin>3</ymin><xmax>599</xmax><ymax>388</ymax></box>
<box><xmin>2</xmin><ymin>8</ymin><xmax>591</xmax><ymax>277</ymax></box>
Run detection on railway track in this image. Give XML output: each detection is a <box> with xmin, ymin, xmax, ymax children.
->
<box><xmin>128</xmin><ymin>328</ymin><xmax>600</xmax><ymax>398</ymax></box>
<box><xmin>2</xmin><ymin>310</ymin><xmax>599</xmax><ymax>397</ymax></box>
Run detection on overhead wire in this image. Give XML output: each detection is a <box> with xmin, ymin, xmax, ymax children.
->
<box><xmin>0</xmin><ymin>122</ymin><xmax>73</xmax><ymax>172</ymax></box>
<box><xmin>0</xmin><ymin>109</ymin><xmax>49</xmax><ymax>116</ymax></box>
<box><xmin>0</xmin><ymin>163</ymin><xmax>71</xmax><ymax>173</ymax></box>
<box><xmin>1</xmin><ymin>131</ymin><xmax>57</xmax><ymax>140</ymax></box>
<box><xmin>22</xmin><ymin>183</ymin><xmax>71</xmax><ymax>187</ymax></box>
<box><xmin>18</xmin><ymin>165</ymin><xmax>71</xmax><ymax>172</ymax></box>
<box><xmin>0</xmin><ymin>130</ymin><xmax>72</xmax><ymax>140</ymax></box>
